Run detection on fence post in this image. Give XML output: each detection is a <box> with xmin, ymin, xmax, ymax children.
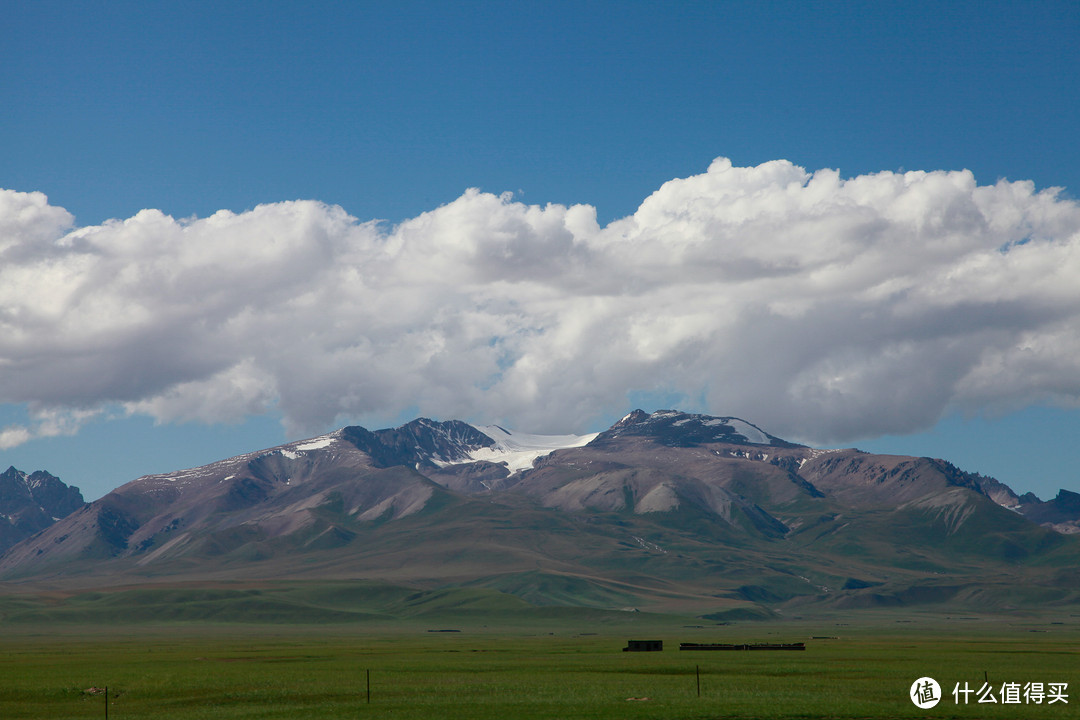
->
<box><xmin>367</xmin><ymin>669</ymin><xmax>371</xmax><ymax>704</ymax></box>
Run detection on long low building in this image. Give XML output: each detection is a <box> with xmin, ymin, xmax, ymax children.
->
<box><xmin>679</xmin><ymin>642</ymin><xmax>805</xmax><ymax>651</ymax></box>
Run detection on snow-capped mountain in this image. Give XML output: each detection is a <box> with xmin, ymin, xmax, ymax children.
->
<box><xmin>598</xmin><ymin>409</ymin><xmax>800</xmax><ymax>447</ymax></box>
<box><xmin>459</xmin><ymin>424</ymin><xmax>599</xmax><ymax>473</ymax></box>
<box><xmin>337</xmin><ymin>417</ymin><xmax>597</xmax><ymax>472</ymax></box>
<box><xmin>1</xmin><ymin>410</ymin><xmax>1077</xmax><ymax>618</ymax></box>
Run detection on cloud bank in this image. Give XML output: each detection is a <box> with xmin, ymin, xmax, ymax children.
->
<box><xmin>2</xmin><ymin>158</ymin><xmax>1080</xmax><ymax>446</ymax></box>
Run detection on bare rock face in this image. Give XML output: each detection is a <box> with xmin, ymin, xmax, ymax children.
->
<box><xmin>1019</xmin><ymin>490</ymin><xmax>1080</xmax><ymax>534</ymax></box>
<box><xmin>0</xmin><ymin>466</ymin><xmax>85</xmax><ymax>554</ymax></box>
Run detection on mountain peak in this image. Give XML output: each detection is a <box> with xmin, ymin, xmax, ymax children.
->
<box><xmin>0</xmin><ymin>466</ymin><xmax>85</xmax><ymax>555</ymax></box>
<box><xmin>339</xmin><ymin>418</ymin><xmax>598</xmax><ymax>474</ymax></box>
<box><xmin>599</xmin><ymin>409</ymin><xmax>801</xmax><ymax>448</ymax></box>
<box><xmin>467</xmin><ymin>423</ymin><xmax>599</xmax><ymax>473</ymax></box>
<box><xmin>612</xmin><ymin>409</ymin><xmax>651</xmax><ymax>428</ymax></box>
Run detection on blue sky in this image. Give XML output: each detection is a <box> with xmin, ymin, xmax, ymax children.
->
<box><xmin>3</xmin><ymin>0</ymin><xmax>1080</xmax><ymax>501</ymax></box>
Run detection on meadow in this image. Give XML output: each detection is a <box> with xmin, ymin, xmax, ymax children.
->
<box><xmin>0</xmin><ymin>612</ymin><xmax>1076</xmax><ymax>719</ymax></box>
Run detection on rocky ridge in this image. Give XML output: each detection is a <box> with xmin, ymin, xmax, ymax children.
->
<box><xmin>1</xmin><ymin>411</ymin><xmax>1077</xmax><ymax>617</ymax></box>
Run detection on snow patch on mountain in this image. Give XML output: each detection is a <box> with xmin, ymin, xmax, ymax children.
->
<box><xmin>719</xmin><ymin>418</ymin><xmax>770</xmax><ymax>445</ymax></box>
<box><xmin>293</xmin><ymin>435</ymin><xmax>336</xmax><ymax>452</ymax></box>
<box><xmin>466</xmin><ymin>424</ymin><xmax>600</xmax><ymax>473</ymax></box>
<box><xmin>699</xmin><ymin>416</ymin><xmax>772</xmax><ymax>443</ymax></box>
<box><xmin>277</xmin><ymin>433</ymin><xmax>340</xmax><ymax>461</ymax></box>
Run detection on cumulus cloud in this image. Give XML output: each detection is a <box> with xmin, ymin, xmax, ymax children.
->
<box><xmin>1</xmin><ymin>158</ymin><xmax>1079</xmax><ymax>445</ymax></box>
<box><xmin>0</xmin><ymin>407</ymin><xmax>103</xmax><ymax>450</ymax></box>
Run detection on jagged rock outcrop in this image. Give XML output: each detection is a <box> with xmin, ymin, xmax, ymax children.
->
<box><xmin>0</xmin><ymin>467</ymin><xmax>85</xmax><ymax>554</ymax></box>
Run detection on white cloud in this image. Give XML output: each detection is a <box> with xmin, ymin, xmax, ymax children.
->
<box><xmin>0</xmin><ymin>189</ymin><xmax>74</xmax><ymax>256</ymax></box>
<box><xmin>0</xmin><ymin>407</ymin><xmax>102</xmax><ymax>450</ymax></box>
<box><xmin>1</xmin><ymin>158</ymin><xmax>1079</xmax><ymax>445</ymax></box>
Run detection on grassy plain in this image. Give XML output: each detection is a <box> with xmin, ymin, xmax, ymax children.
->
<box><xmin>1</xmin><ymin>611</ymin><xmax>1077</xmax><ymax>720</ymax></box>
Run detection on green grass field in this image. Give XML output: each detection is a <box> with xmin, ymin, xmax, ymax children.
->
<box><xmin>1</xmin><ymin>613</ymin><xmax>1076</xmax><ymax>719</ymax></box>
